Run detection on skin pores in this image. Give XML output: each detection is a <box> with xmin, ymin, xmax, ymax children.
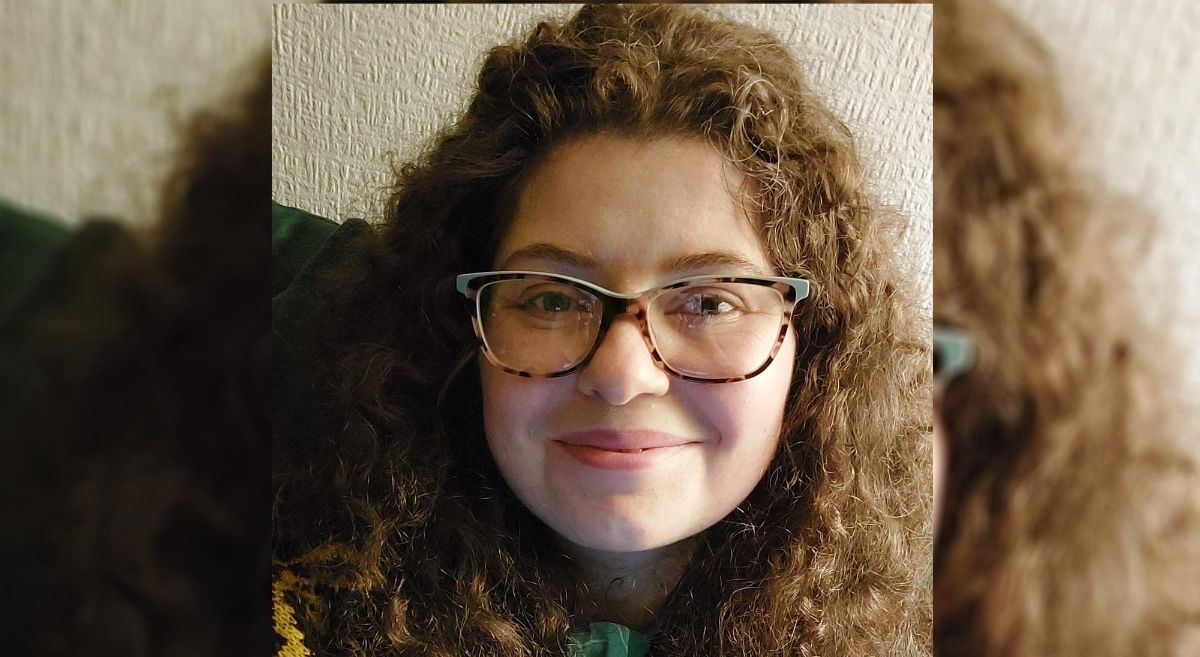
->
<box><xmin>481</xmin><ymin>135</ymin><xmax>796</xmax><ymax>557</ymax></box>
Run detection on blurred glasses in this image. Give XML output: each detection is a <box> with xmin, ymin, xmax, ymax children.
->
<box><xmin>934</xmin><ymin>326</ymin><xmax>974</xmax><ymax>382</ymax></box>
<box><xmin>456</xmin><ymin>271</ymin><xmax>810</xmax><ymax>383</ymax></box>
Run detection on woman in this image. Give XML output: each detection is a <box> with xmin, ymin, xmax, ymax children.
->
<box><xmin>273</xmin><ymin>5</ymin><xmax>930</xmax><ymax>655</ymax></box>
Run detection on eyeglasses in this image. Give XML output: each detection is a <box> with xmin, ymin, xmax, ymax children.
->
<box><xmin>455</xmin><ymin>271</ymin><xmax>810</xmax><ymax>383</ymax></box>
<box><xmin>933</xmin><ymin>326</ymin><xmax>974</xmax><ymax>381</ymax></box>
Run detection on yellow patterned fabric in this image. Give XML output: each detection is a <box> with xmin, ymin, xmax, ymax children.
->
<box><xmin>272</xmin><ymin>569</ymin><xmax>315</xmax><ymax>657</ymax></box>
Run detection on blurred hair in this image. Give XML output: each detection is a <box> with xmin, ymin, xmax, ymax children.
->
<box><xmin>0</xmin><ymin>56</ymin><xmax>271</xmax><ymax>655</ymax></box>
<box><xmin>931</xmin><ymin>1</ymin><xmax>1200</xmax><ymax>655</ymax></box>
<box><xmin>273</xmin><ymin>4</ymin><xmax>931</xmax><ymax>656</ymax></box>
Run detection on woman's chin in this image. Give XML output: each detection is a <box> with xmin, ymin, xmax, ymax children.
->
<box><xmin>558</xmin><ymin>518</ymin><xmax>682</xmax><ymax>555</ymax></box>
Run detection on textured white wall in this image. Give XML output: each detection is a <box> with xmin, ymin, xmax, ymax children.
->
<box><xmin>996</xmin><ymin>0</ymin><xmax>1200</xmax><ymax>402</ymax></box>
<box><xmin>0</xmin><ymin>0</ymin><xmax>271</xmax><ymax>227</ymax></box>
<box><xmin>271</xmin><ymin>3</ymin><xmax>934</xmax><ymax>308</ymax></box>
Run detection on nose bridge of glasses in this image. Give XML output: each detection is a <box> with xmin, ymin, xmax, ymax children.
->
<box><xmin>587</xmin><ymin>300</ymin><xmax>661</xmax><ymax>381</ymax></box>
<box><xmin>602</xmin><ymin>293</ymin><xmax>645</xmax><ymax>318</ymax></box>
<box><xmin>595</xmin><ymin>294</ymin><xmax>653</xmax><ymax>348</ymax></box>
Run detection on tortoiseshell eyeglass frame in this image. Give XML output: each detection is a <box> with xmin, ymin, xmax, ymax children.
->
<box><xmin>455</xmin><ymin>270</ymin><xmax>811</xmax><ymax>384</ymax></box>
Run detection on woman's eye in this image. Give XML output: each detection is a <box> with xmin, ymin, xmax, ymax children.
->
<box><xmin>675</xmin><ymin>290</ymin><xmax>742</xmax><ymax>317</ymax></box>
<box><xmin>525</xmin><ymin>292</ymin><xmax>575</xmax><ymax>313</ymax></box>
<box><xmin>689</xmin><ymin>295</ymin><xmax>732</xmax><ymax>315</ymax></box>
<box><xmin>515</xmin><ymin>289</ymin><xmax>596</xmax><ymax>319</ymax></box>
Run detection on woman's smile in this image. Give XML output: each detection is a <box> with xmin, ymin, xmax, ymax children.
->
<box><xmin>552</xmin><ymin>429</ymin><xmax>703</xmax><ymax>471</ymax></box>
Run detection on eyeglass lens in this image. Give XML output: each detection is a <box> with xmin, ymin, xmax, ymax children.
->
<box><xmin>477</xmin><ymin>278</ymin><xmax>787</xmax><ymax>379</ymax></box>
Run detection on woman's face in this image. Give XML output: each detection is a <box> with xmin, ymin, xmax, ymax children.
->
<box><xmin>481</xmin><ymin>135</ymin><xmax>796</xmax><ymax>553</ymax></box>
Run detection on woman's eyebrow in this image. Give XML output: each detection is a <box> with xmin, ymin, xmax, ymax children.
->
<box><xmin>500</xmin><ymin>243</ymin><xmax>597</xmax><ymax>270</ymax></box>
<box><xmin>661</xmin><ymin>251</ymin><xmax>769</xmax><ymax>276</ymax></box>
<box><xmin>500</xmin><ymin>243</ymin><xmax>769</xmax><ymax>276</ymax></box>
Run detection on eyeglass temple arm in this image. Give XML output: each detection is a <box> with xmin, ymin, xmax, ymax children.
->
<box><xmin>934</xmin><ymin>327</ymin><xmax>974</xmax><ymax>377</ymax></box>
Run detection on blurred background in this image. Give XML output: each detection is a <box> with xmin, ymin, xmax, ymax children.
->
<box><xmin>998</xmin><ymin>0</ymin><xmax>1200</xmax><ymax>418</ymax></box>
<box><xmin>1</xmin><ymin>1</ymin><xmax>275</xmax><ymax>654</ymax></box>
<box><xmin>0</xmin><ymin>0</ymin><xmax>269</xmax><ymax>227</ymax></box>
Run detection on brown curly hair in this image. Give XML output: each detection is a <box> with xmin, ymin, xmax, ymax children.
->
<box><xmin>931</xmin><ymin>1</ymin><xmax>1200</xmax><ymax>655</ymax></box>
<box><xmin>273</xmin><ymin>5</ymin><xmax>930</xmax><ymax>655</ymax></box>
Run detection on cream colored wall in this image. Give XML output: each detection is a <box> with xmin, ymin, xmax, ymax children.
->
<box><xmin>1000</xmin><ymin>0</ymin><xmax>1200</xmax><ymax>231</ymax></box>
<box><xmin>271</xmin><ymin>4</ymin><xmax>934</xmax><ymax>308</ymax></box>
<box><xmin>0</xmin><ymin>0</ymin><xmax>271</xmax><ymax>227</ymax></box>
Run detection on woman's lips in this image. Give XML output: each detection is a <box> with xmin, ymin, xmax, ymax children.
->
<box><xmin>552</xmin><ymin>430</ymin><xmax>699</xmax><ymax>470</ymax></box>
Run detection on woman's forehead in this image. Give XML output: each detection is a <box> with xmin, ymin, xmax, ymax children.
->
<box><xmin>493</xmin><ymin>134</ymin><xmax>772</xmax><ymax>279</ymax></box>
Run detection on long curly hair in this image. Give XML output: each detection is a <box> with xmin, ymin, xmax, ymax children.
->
<box><xmin>932</xmin><ymin>1</ymin><xmax>1200</xmax><ymax>655</ymax></box>
<box><xmin>273</xmin><ymin>5</ymin><xmax>930</xmax><ymax>655</ymax></box>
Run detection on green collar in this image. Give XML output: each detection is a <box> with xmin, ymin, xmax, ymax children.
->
<box><xmin>565</xmin><ymin>622</ymin><xmax>650</xmax><ymax>657</ymax></box>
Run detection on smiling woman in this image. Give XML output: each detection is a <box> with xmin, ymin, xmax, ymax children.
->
<box><xmin>272</xmin><ymin>4</ymin><xmax>931</xmax><ymax>656</ymax></box>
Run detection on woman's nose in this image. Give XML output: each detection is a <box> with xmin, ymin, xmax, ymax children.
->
<box><xmin>574</xmin><ymin>314</ymin><xmax>670</xmax><ymax>405</ymax></box>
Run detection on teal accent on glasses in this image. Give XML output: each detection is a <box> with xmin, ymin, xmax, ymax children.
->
<box><xmin>933</xmin><ymin>326</ymin><xmax>974</xmax><ymax>379</ymax></box>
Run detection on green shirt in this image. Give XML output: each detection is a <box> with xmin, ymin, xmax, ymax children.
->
<box><xmin>565</xmin><ymin>622</ymin><xmax>650</xmax><ymax>657</ymax></box>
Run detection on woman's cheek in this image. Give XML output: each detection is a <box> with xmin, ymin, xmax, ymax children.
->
<box><xmin>481</xmin><ymin>364</ymin><xmax>537</xmax><ymax>447</ymax></box>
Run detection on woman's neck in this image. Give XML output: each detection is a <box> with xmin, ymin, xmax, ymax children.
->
<box><xmin>564</xmin><ymin>536</ymin><xmax>697</xmax><ymax>632</ymax></box>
